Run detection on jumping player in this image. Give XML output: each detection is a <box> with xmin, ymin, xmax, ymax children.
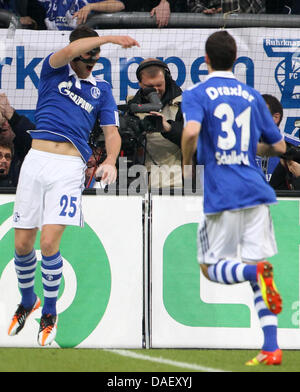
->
<box><xmin>8</xmin><ymin>26</ymin><xmax>139</xmax><ymax>346</ymax></box>
<box><xmin>181</xmin><ymin>31</ymin><xmax>286</xmax><ymax>365</ymax></box>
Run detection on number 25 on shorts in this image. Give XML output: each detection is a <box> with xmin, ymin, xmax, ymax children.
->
<box><xmin>59</xmin><ymin>195</ymin><xmax>77</xmax><ymax>218</ymax></box>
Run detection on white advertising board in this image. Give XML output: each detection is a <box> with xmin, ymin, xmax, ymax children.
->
<box><xmin>0</xmin><ymin>194</ymin><xmax>144</xmax><ymax>348</ymax></box>
<box><xmin>151</xmin><ymin>196</ymin><xmax>300</xmax><ymax>349</ymax></box>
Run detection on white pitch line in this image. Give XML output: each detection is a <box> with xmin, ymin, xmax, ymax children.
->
<box><xmin>104</xmin><ymin>349</ymin><xmax>229</xmax><ymax>372</ymax></box>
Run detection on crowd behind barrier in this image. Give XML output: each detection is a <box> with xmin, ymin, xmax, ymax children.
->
<box><xmin>1</xmin><ymin>7</ymin><xmax>300</xmax><ymax>194</ymax></box>
<box><xmin>1</xmin><ymin>5</ymin><xmax>300</xmax><ymax>30</ymax></box>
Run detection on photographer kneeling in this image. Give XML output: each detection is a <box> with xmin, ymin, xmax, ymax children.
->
<box><xmin>127</xmin><ymin>58</ymin><xmax>183</xmax><ymax>190</ymax></box>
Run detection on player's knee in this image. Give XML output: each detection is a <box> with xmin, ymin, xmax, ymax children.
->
<box><xmin>40</xmin><ymin>239</ymin><xmax>57</xmax><ymax>257</ymax></box>
<box><xmin>14</xmin><ymin>229</ymin><xmax>37</xmax><ymax>256</ymax></box>
<box><xmin>15</xmin><ymin>241</ymin><xmax>32</xmax><ymax>256</ymax></box>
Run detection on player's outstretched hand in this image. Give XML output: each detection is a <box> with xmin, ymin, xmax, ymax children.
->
<box><xmin>103</xmin><ymin>35</ymin><xmax>140</xmax><ymax>49</ymax></box>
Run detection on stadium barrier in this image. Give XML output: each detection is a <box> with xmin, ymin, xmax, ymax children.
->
<box><xmin>0</xmin><ymin>192</ymin><xmax>145</xmax><ymax>348</ymax></box>
<box><xmin>0</xmin><ymin>191</ymin><xmax>299</xmax><ymax>349</ymax></box>
<box><xmin>85</xmin><ymin>11</ymin><xmax>300</xmax><ymax>29</ymax></box>
<box><xmin>2</xmin><ymin>11</ymin><xmax>300</xmax><ymax>30</ymax></box>
<box><xmin>150</xmin><ymin>194</ymin><xmax>300</xmax><ymax>350</ymax></box>
<box><xmin>0</xmin><ymin>10</ymin><xmax>21</xmax><ymax>29</ymax></box>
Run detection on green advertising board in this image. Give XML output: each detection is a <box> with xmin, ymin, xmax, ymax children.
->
<box><xmin>0</xmin><ymin>195</ymin><xmax>144</xmax><ymax>348</ymax></box>
<box><xmin>152</xmin><ymin>197</ymin><xmax>300</xmax><ymax>349</ymax></box>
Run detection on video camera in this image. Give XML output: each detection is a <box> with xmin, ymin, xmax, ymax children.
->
<box><xmin>117</xmin><ymin>87</ymin><xmax>164</xmax><ymax>149</ymax></box>
<box><xmin>281</xmin><ymin>143</ymin><xmax>300</xmax><ymax>163</ymax></box>
<box><xmin>116</xmin><ymin>87</ymin><xmax>165</xmax><ymax>163</ymax></box>
<box><xmin>88</xmin><ymin>87</ymin><xmax>165</xmax><ymax>170</ymax></box>
<box><xmin>281</xmin><ymin>119</ymin><xmax>300</xmax><ymax>163</ymax></box>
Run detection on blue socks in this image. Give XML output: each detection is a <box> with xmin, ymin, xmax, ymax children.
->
<box><xmin>14</xmin><ymin>249</ymin><xmax>63</xmax><ymax>316</ymax></box>
<box><xmin>206</xmin><ymin>259</ymin><xmax>278</xmax><ymax>352</ymax></box>
<box><xmin>251</xmin><ymin>282</ymin><xmax>278</xmax><ymax>352</ymax></box>
<box><xmin>41</xmin><ymin>251</ymin><xmax>63</xmax><ymax>316</ymax></box>
<box><xmin>14</xmin><ymin>249</ymin><xmax>37</xmax><ymax>309</ymax></box>
<box><xmin>207</xmin><ymin>259</ymin><xmax>257</xmax><ymax>284</ymax></box>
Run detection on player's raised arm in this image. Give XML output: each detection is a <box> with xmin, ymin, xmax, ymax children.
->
<box><xmin>49</xmin><ymin>35</ymin><xmax>140</xmax><ymax>69</ymax></box>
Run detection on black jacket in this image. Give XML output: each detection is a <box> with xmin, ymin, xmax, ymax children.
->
<box><xmin>269</xmin><ymin>161</ymin><xmax>300</xmax><ymax>190</ymax></box>
<box><xmin>124</xmin><ymin>0</ymin><xmax>187</xmax><ymax>12</ymax></box>
<box><xmin>0</xmin><ymin>111</ymin><xmax>33</xmax><ymax>187</ymax></box>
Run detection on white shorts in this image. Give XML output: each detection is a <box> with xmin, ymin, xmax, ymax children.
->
<box><xmin>13</xmin><ymin>149</ymin><xmax>86</xmax><ymax>229</ymax></box>
<box><xmin>197</xmin><ymin>205</ymin><xmax>277</xmax><ymax>264</ymax></box>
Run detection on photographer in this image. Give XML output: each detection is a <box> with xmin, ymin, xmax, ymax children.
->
<box><xmin>0</xmin><ymin>93</ymin><xmax>33</xmax><ymax>186</ymax></box>
<box><xmin>256</xmin><ymin>94</ymin><xmax>283</xmax><ymax>182</ymax></box>
<box><xmin>269</xmin><ymin>133</ymin><xmax>300</xmax><ymax>190</ymax></box>
<box><xmin>126</xmin><ymin>58</ymin><xmax>183</xmax><ymax>189</ymax></box>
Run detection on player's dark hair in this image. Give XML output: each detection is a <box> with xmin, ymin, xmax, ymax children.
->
<box><xmin>69</xmin><ymin>25</ymin><xmax>99</xmax><ymax>42</ymax></box>
<box><xmin>205</xmin><ymin>31</ymin><xmax>237</xmax><ymax>71</ymax></box>
<box><xmin>262</xmin><ymin>94</ymin><xmax>283</xmax><ymax>125</ymax></box>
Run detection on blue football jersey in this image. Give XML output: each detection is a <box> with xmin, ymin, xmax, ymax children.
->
<box><xmin>39</xmin><ymin>0</ymin><xmax>87</xmax><ymax>30</ymax></box>
<box><xmin>182</xmin><ymin>71</ymin><xmax>283</xmax><ymax>214</ymax></box>
<box><xmin>30</xmin><ymin>54</ymin><xmax>119</xmax><ymax>162</ymax></box>
<box><xmin>39</xmin><ymin>0</ymin><xmax>122</xmax><ymax>30</ymax></box>
<box><xmin>256</xmin><ymin>156</ymin><xmax>280</xmax><ymax>182</ymax></box>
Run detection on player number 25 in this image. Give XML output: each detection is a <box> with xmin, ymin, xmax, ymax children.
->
<box><xmin>214</xmin><ymin>103</ymin><xmax>251</xmax><ymax>151</ymax></box>
<box><xmin>59</xmin><ymin>195</ymin><xmax>77</xmax><ymax>217</ymax></box>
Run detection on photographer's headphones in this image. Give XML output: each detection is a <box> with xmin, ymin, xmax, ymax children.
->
<box><xmin>136</xmin><ymin>59</ymin><xmax>171</xmax><ymax>82</ymax></box>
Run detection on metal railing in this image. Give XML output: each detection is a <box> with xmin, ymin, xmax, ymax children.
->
<box><xmin>0</xmin><ymin>10</ymin><xmax>21</xmax><ymax>29</ymax></box>
<box><xmin>85</xmin><ymin>11</ymin><xmax>300</xmax><ymax>29</ymax></box>
<box><xmin>1</xmin><ymin>10</ymin><xmax>300</xmax><ymax>30</ymax></box>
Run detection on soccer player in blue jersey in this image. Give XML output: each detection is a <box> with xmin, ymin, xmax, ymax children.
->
<box><xmin>8</xmin><ymin>25</ymin><xmax>139</xmax><ymax>346</ymax></box>
<box><xmin>181</xmin><ymin>31</ymin><xmax>286</xmax><ymax>365</ymax></box>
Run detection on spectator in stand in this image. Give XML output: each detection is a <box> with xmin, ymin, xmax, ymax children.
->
<box><xmin>125</xmin><ymin>1</ymin><xmax>187</xmax><ymax>28</ymax></box>
<box><xmin>0</xmin><ymin>140</ymin><xmax>14</xmax><ymax>187</ymax></box>
<box><xmin>74</xmin><ymin>0</ymin><xmax>125</xmax><ymax>25</ymax></box>
<box><xmin>14</xmin><ymin>0</ymin><xmax>47</xmax><ymax>29</ymax></box>
<box><xmin>0</xmin><ymin>93</ymin><xmax>33</xmax><ymax>186</ymax></box>
<box><xmin>187</xmin><ymin>0</ymin><xmax>222</xmax><ymax>14</ymax></box>
<box><xmin>266</xmin><ymin>1</ymin><xmax>300</xmax><ymax>14</ymax></box>
<box><xmin>285</xmin><ymin>0</ymin><xmax>300</xmax><ymax>14</ymax></box>
<box><xmin>0</xmin><ymin>0</ymin><xmax>42</xmax><ymax>28</ymax></box>
<box><xmin>265</xmin><ymin>1</ymin><xmax>286</xmax><ymax>13</ymax></box>
<box><xmin>256</xmin><ymin>94</ymin><xmax>283</xmax><ymax>182</ymax></box>
<box><xmin>239</xmin><ymin>0</ymin><xmax>265</xmax><ymax>13</ymax></box>
<box><xmin>38</xmin><ymin>0</ymin><xmax>124</xmax><ymax>30</ymax></box>
<box><xmin>270</xmin><ymin>133</ymin><xmax>300</xmax><ymax>190</ymax></box>
<box><xmin>187</xmin><ymin>0</ymin><xmax>265</xmax><ymax>14</ymax></box>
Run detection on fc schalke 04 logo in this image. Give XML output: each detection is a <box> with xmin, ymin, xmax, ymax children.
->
<box><xmin>91</xmin><ymin>87</ymin><xmax>100</xmax><ymax>99</ymax></box>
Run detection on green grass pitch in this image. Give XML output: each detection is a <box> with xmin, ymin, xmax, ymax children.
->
<box><xmin>0</xmin><ymin>348</ymin><xmax>299</xmax><ymax>373</ymax></box>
